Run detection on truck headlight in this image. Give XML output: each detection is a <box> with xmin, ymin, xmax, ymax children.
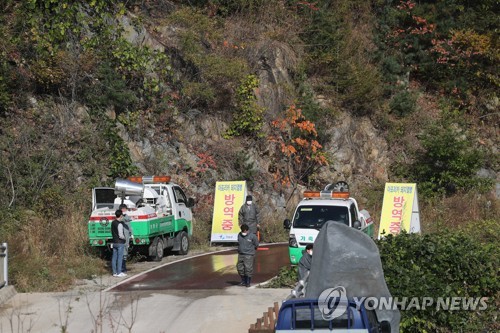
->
<box><xmin>289</xmin><ymin>234</ymin><xmax>298</xmax><ymax>248</ymax></box>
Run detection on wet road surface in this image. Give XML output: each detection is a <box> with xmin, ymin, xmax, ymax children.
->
<box><xmin>111</xmin><ymin>243</ymin><xmax>289</xmax><ymax>291</ymax></box>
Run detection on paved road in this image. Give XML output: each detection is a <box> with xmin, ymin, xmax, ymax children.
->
<box><xmin>111</xmin><ymin>243</ymin><xmax>289</xmax><ymax>291</ymax></box>
<box><xmin>0</xmin><ymin>244</ymin><xmax>292</xmax><ymax>333</ymax></box>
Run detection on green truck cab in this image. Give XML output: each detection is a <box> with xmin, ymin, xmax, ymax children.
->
<box><xmin>88</xmin><ymin>176</ymin><xmax>194</xmax><ymax>261</ymax></box>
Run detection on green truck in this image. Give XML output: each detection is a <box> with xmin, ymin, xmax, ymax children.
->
<box><xmin>88</xmin><ymin>176</ymin><xmax>195</xmax><ymax>261</ymax></box>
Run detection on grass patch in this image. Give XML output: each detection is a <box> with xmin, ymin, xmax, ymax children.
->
<box><xmin>3</xmin><ymin>209</ymin><xmax>106</xmax><ymax>292</ymax></box>
<box><xmin>264</xmin><ymin>265</ymin><xmax>297</xmax><ymax>289</ymax></box>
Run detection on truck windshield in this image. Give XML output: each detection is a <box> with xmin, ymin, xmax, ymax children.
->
<box><xmin>293</xmin><ymin>205</ymin><xmax>349</xmax><ymax>229</ymax></box>
<box><xmin>94</xmin><ymin>188</ymin><xmax>116</xmax><ymax>209</ymax></box>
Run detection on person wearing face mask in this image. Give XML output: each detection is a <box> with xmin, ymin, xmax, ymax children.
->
<box><xmin>297</xmin><ymin>244</ymin><xmax>313</xmax><ymax>283</ymax></box>
<box><xmin>238</xmin><ymin>195</ymin><xmax>260</xmax><ymax>237</ymax></box>
<box><xmin>236</xmin><ymin>224</ymin><xmax>259</xmax><ymax>287</ymax></box>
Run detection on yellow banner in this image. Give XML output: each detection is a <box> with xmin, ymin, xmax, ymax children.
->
<box><xmin>211</xmin><ymin>181</ymin><xmax>247</xmax><ymax>242</ymax></box>
<box><xmin>378</xmin><ymin>183</ymin><xmax>417</xmax><ymax>239</ymax></box>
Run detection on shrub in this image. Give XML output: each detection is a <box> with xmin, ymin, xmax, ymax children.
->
<box><xmin>418</xmin><ymin>192</ymin><xmax>499</xmax><ymax>234</ymax></box>
<box><xmin>0</xmin><ymin>123</ymin><xmax>63</xmax><ymax>208</ymax></box>
<box><xmin>0</xmin><ymin>23</ymin><xmax>12</xmax><ymax>109</ymax></box>
<box><xmin>389</xmin><ymin>89</ymin><xmax>418</xmax><ymax>117</ymax></box>
<box><xmin>12</xmin><ymin>0</ymin><xmax>173</xmax><ymax>116</ymax></box>
<box><xmin>268</xmin><ymin>105</ymin><xmax>329</xmax><ymax>186</ymax></box>
<box><xmin>103</xmin><ymin>120</ymin><xmax>139</xmax><ymax>179</ymax></box>
<box><xmin>300</xmin><ymin>0</ymin><xmax>382</xmax><ymax>115</ymax></box>
<box><xmin>186</xmin><ymin>0</ymin><xmax>268</xmax><ymax>17</ymax></box>
<box><xmin>410</xmin><ymin>121</ymin><xmax>492</xmax><ymax>197</ymax></box>
<box><xmin>85</xmin><ymin>63</ymin><xmax>139</xmax><ymax>114</ymax></box>
<box><xmin>33</xmin><ymin>186</ymin><xmax>67</xmax><ymax>219</ymax></box>
<box><xmin>269</xmin><ymin>229</ymin><xmax>499</xmax><ymax>332</ymax></box>
<box><xmin>181</xmin><ymin>81</ymin><xmax>216</xmax><ymax>107</ymax></box>
<box><xmin>0</xmin><ymin>79</ymin><xmax>10</xmax><ymax>115</ymax></box>
<box><xmin>264</xmin><ymin>265</ymin><xmax>298</xmax><ymax>289</ymax></box>
<box><xmin>377</xmin><ymin>231</ymin><xmax>499</xmax><ymax>332</ymax></box>
<box><xmin>224</xmin><ymin>74</ymin><xmax>264</xmax><ymax>137</ymax></box>
<box><xmin>232</xmin><ymin>151</ymin><xmax>257</xmax><ymax>189</ymax></box>
<box><xmin>294</xmin><ymin>77</ymin><xmax>334</xmax><ymax>145</ymax></box>
<box><xmin>169</xmin><ymin>7</ymin><xmax>248</xmax><ymax>108</ymax></box>
<box><xmin>379</xmin><ymin>55</ymin><xmax>406</xmax><ymax>95</ymax></box>
<box><xmin>211</xmin><ymin>0</ymin><xmax>268</xmax><ymax>16</ymax></box>
<box><xmin>190</xmin><ymin>194</ymin><xmax>214</xmax><ymax>248</ymax></box>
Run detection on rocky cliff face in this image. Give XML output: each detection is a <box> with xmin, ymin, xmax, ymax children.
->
<box><xmin>10</xmin><ymin>8</ymin><xmax>492</xmax><ymax>226</ymax></box>
<box><xmin>113</xmin><ymin>16</ymin><xmax>390</xmax><ymax>218</ymax></box>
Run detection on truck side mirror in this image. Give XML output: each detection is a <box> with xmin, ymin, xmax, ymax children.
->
<box><xmin>283</xmin><ymin>219</ymin><xmax>291</xmax><ymax>229</ymax></box>
<box><xmin>187</xmin><ymin>197</ymin><xmax>195</xmax><ymax>208</ymax></box>
<box><xmin>353</xmin><ymin>220</ymin><xmax>362</xmax><ymax>229</ymax></box>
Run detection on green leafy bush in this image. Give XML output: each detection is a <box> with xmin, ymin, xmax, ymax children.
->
<box><xmin>379</xmin><ymin>56</ymin><xmax>406</xmax><ymax>96</ymax></box>
<box><xmin>33</xmin><ymin>186</ymin><xmax>66</xmax><ymax>219</ymax></box>
<box><xmin>0</xmin><ymin>128</ymin><xmax>62</xmax><ymax>208</ymax></box>
<box><xmin>224</xmin><ymin>74</ymin><xmax>264</xmax><ymax>137</ymax></box>
<box><xmin>169</xmin><ymin>7</ymin><xmax>248</xmax><ymax>108</ymax></box>
<box><xmin>389</xmin><ymin>90</ymin><xmax>418</xmax><ymax>117</ymax></box>
<box><xmin>265</xmin><ymin>265</ymin><xmax>298</xmax><ymax>289</ymax></box>
<box><xmin>102</xmin><ymin>120</ymin><xmax>139</xmax><ymax>179</ymax></box>
<box><xmin>377</xmin><ymin>231</ymin><xmax>499</xmax><ymax>332</ymax></box>
<box><xmin>86</xmin><ymin>63</ymin><xmax>139</xmax><ymax>114</ymax></box>
<box><xmin>181</xmin><ymin>81</ymin><xmax>216</xmax><ymax>107</ymax></box>
<box><xmin>0</xmin><ymin>73</ymin><xmax>10</xmax><ymax>115</ymax></box>
<box><xmin>10</xmin><ymin>0</ymin><xmax>173</xmax><ymax>116</ymax></box>
<box><xmin>269</xmin><ymin>229</ymin><xmax>498</xmax><ymax>332</ymax></box>
<box><xmin>293</xmin><ymin>77</ymin><xmax>334</xmax><ymax>148</ymax></box>
<box><xmin>300</xmin><ymin>0</ymin><xmax>382</xmax><ymax>115</ymax></box>
<box><xmin>232</xmin><ymin>151</ymin><xmax>257</xmax><ymax>188</ymax></box>
<box><xmin>179</xmin><ymin>53</ymin><xmax>247</xmax><ymax>108</ymax></box>
<box><xmin>410</xmin><ymin>121</ymin><xmax>492</xmax><ymax>196</ymax></box>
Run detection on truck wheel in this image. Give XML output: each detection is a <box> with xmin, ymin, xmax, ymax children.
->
<box><xmin>177</xmin><ymin>232</ymin><xmax>189</xmax><ymax>255</ymax></box>
<box><xmin>152</xmin><ymin>238</ymin><xmax>164</xmax><ymax>262</ymax></box>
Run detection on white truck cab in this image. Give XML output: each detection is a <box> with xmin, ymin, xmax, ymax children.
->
<box><xmin>284</xmin><ymin>182</ymin><xmax>374</xmax><ymax>264</ymax></box>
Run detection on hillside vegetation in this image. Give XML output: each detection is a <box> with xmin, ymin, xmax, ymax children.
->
<box><xmin>0</xmin><ymin>1</ymin><xmax>498</xmax><ymax>330</ymax></box>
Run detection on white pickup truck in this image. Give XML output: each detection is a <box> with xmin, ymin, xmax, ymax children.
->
<box><xmin>284</xmin><ymin>182</ymin><xmax>374</xmax><ymax>264</ymax></box>
<box><xmin>88</xmin><ymin>176</ymin><xmax>194</xmax><ymax>261</ymax></box>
